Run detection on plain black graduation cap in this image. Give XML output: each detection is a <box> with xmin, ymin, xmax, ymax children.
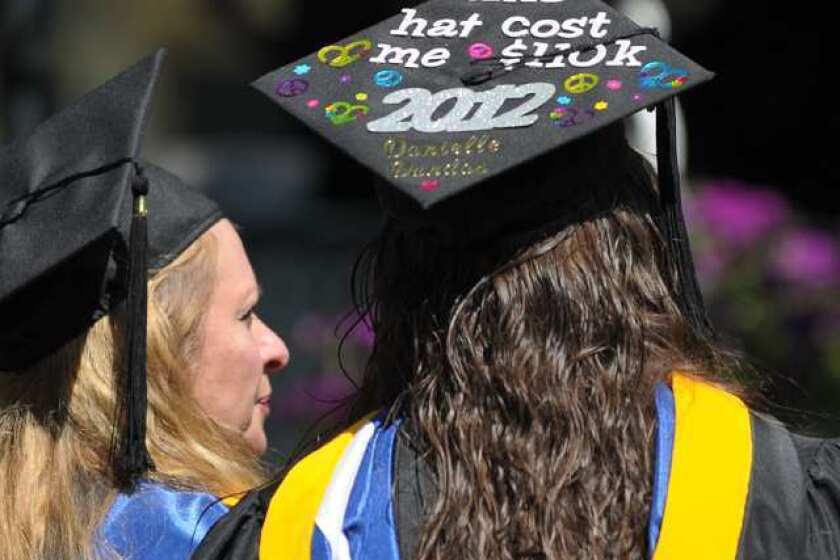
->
<box><xmin>253</xmin><ymin>0</ymin><xmax>714</xmax><ymax>336</ymax></box>
<box><xmin>0</xmin><ymin>49</ymin><xmax>222</xmax><ymax>490</ymax></box>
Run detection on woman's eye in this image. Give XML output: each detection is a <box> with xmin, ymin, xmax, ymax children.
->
<box><xmin>240</xmin><ymin>307</ymin><xmax>256</xmax><ymax>324</ymax></box>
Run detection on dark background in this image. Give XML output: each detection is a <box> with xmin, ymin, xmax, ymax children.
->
<box><xmin>2</xmin><ymin>0</ymin><xmax>837</xmax><ymax>461</ymax></box>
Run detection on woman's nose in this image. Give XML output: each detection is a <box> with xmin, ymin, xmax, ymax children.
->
<box><xmin>256</xmin><ymin>316</ymin><xmax>289</xmax><ymax>374</ymax></box>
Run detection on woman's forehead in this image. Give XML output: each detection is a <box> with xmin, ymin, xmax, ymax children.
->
<box><xmin>209</xmin><ymin>220</ymin><xmax>259</xmax><ymax>297</ymax></box>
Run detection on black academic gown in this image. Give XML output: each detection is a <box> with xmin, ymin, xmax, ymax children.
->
<box><xmin>192</xmin><ymin>377</ymin><xmax>840</xmax><ymax>559</ymax></box>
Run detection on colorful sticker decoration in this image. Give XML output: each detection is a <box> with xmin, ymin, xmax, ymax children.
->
<box><xmin>374</xmin><ymin>69</ymin><xmax>404</xmax><ymax>88</ymax></box>
<box><xmin>564</xmin><ymin>73</ymin><xmax>600</xmax><ymax>94</ymax></box>
<box><xmin>340</xmin><ymin>74</ymin><xmax>353</xmax><ymax>84</ymax></box>
<box><xmin>355</xmin><ymin>92</ymin><xmax>369</xmax><ymax>101</ymax></box>
<box><xmin>293</xmin><ymin>64</ymin><xmax>312</xmax><ymax>76</ymax></box>
<box><xmin>317</xmin><ymin>39</ymin><xmax>373</xmax><ymax>68</ymax></box>
<box><xmin>639</xmin><ymin>61</ymin><xmax>689</xmax><ymax>90</ymax></box>
<box><xmin>468</xmin><ymin>42</ymin><xmax>494</xmax><ymax>60</ymax></box>
<box><xmin>606</xmin><ymin>79</ymin><xmax>623</xmax><ymax>91</ymax></box>
<box><xmin>549</xmin><ymin>108</ymin><xmax>567</xmax><ymax>121</ymax></box>
<box><xmin>325</xmin><ymin>101</ymin><xmax>370</xmax><ymax>126</ymax></box>
<box><xmin>594</xmin><ymin>100</ymin><xmax>609</xmax><ymax>111</ymax></box>
<box><xmin>551</xmin><ymin>107</ymin><xmax>596</xmax><ymax>128</ymax></box>
<box><xmin>556</xmin><ymin>96</ymin><xmax>573</xmax><ymax>106</ymax></box>
<box><xmin>275</xmin><ymin>78</ymin><xmax>309</xmax><ymax>98</ymax></box>
<box><xmin>420</xmin><ymin>179</ymin><xmax>440</xmax><ymax>192</ymax></box>
<box><xmin>306</xmin><ymin>99</ymin><xmax>320</xmax><ymax>108</ymax></box>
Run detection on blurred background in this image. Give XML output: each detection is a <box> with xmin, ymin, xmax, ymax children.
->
<box><xmin>2</xmin><ymin>0</ymin><xmax>837</xmax><ymax>463</ymax></box>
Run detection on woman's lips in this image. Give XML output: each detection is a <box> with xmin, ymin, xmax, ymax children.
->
<box><xmin>256</xmin><ymin>395</ymin><xmax>271</xmax><ymax>415</ymax></box>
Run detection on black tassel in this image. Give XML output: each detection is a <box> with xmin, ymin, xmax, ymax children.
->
<box><xmin>655</xmin><ymin>98</ymin><xmax>715</xmax><ymax>340</ymax></box>
<box><xmin>112</xmin><ymin>162</ymin><xmax>155</xmax><ymax>492</ymax></box>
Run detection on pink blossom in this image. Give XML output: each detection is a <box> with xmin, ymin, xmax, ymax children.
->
<box><xmin>772</xmin><ymin>229</ymin><xmax>840</xmax><ymax>288</ymax></box>
<box><xmin>694</xmin><ymin>244</ymin><xmax>727</xmax><ymax>285</ymax></box>
<box><xmin>690</xmin><ymin>181</ymin><xmax>790</xmax><ymax>247</ymax></box>
<box><xmin>350</xmin><ymin>316</ymin><xmax>375</xmax><ymax>349</ymax></box>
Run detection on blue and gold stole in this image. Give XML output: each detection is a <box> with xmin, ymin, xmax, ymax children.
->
<box><xmin>259</xmin><ymin>374</ymin><xmax>757</xmax><ymax>559</ymax></box>
<box><xmin>654</xmin><ymin>374</ymin><xmax>752</xmax><ymax>559</ymax></box>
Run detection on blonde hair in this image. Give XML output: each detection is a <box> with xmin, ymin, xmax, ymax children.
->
<box><xmin>0</xmin><ymin>229</ymin><xmax>266</xmax><ymax>560</ymax></box>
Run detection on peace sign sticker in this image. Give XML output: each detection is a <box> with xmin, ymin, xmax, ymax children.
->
<box><xmin>374</xmin><ymin>69</ymin><xmax>404</xmax><ymax>88</ymax></box>
<box><xmin>564</xmin><ymin>73</ymin><xmax>600</xmax><ymax>94</ymax></box>
<box><xmin>325</xmin><ymin>101</ymin><xmax>370</xmax><ymax>126</ymax></box>
<box><xmin>276</xmin><ymin>78</ymin><xmax>309</xmax><ymax>98</ymax></box>
<box><xmin>549</xmin><ymin>107</ymin><xmax>596</xmax><ymax>128</ymax></box>
<box><xmin>639</xmin><ymin>61</ymin><xmax>689</xmax><ymax>90</ymax></box>
<box><xmin>317</xmin><ymin>39</ymin><xmax>373</xmax><ymax>69</ymax></box>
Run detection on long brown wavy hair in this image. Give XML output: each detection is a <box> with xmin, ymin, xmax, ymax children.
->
<box><xmin>350</xmin><ymin>126</ymin><xmax>742</xmax><ymax>559</ymax></box>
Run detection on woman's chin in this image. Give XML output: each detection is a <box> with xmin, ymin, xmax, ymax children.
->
<box><xmin>241</xmin><ymin>409</ymin><xmax>269</xmax><ymax>455</ymax></box>
<box><xmin>243</xmin><ymin>427</ymin><xmax>267</xmax><ymax>456</ymax></box>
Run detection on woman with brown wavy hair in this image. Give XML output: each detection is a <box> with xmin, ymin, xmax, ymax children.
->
<box><xmin>196</xmin><ymin>121</ymin><xmax>840</xmax><ymax>559</ymax></box>
<box><xmin>194</xmin><ymin>0</ymin><xmax>840</xmax><ymax>556</ymax></box>
<box><xmin>200</xmin><ymin>126</ymin><xmax>840</xmax><ymax>560</ymax></box>
<box><xmin>348</xmin><ymin>126</ymin><xmax>740</xmax><ymax>559</ymax></box>
<box><xmin>0</xmin><ymin>51</ymin><xmax>287</xmax><ymax>559</ymax></box>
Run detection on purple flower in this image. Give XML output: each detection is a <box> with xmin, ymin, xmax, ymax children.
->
<box><xmin>332</xmin><ymin>311</ymin><xmax>376</xmax><ymax>349</ymax></box>
<box><xmin>350</xmin><ymin>316</ymin><xmax>375</xmax><ymax>349</ymax></box>
<box><xmin>694</xmin><ymin>243</ymin><xmax>727</xmax><ymax>286</ymax></box>
<box><xmin>772</xmin><ymin>228</ymin><xmax>840</xmax><ymax>288</ymax></box>
<box><xmin>690</xmin><ymin>181</ymin><xmax>790</xmax><ymax>247</ymax></box>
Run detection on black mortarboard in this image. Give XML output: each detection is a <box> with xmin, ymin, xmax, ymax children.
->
<box><xmin>253</xmin><ymin>0</ymin><xmax>713</xmax><ymax>336</ymax></box>
<box><xmin>0</xmin><ymin>50</ymin><xmax>222</xmax><ymax>490</ymax></box>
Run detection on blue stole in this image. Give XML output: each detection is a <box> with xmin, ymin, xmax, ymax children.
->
<box><xmin>98</xmin><ymin>481</ymin><xmax>228</xmax><ymax>559</ymax></box>
<box><xmin>649</xmin><ymin>382</ymin><xmax>676</xmax><ymax>554</ymax></box>
<box><xmin>311</xmin><ymin>416</ymin><xmax>402</xmax><ymax>560</ymax></box>
<box><xmin>307</xmin><ymin>384</ymin><xmax>677</xmax><ymax>559</ymax></box>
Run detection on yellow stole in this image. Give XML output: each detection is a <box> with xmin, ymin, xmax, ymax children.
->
<box><xmin>260</xmin><ymin>415</ymin><xmax>374</xmax><ymax>559</ymax></box>
<box><xmin>654</xmin><ymin>374</ymin><xmax>753</xmax><ymax>559</ymax></box>
<box><xmin>258</xmin><ymin>376</ymin><xmax>754</xmax><ymax>559</ymax></box>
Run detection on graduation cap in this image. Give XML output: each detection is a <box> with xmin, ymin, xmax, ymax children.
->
<box><xmin>0</xmin><ymin>50</ymin><xmax>222</xmax><ymax>490</ymax></box>
<box><xmin>253</xmin><ymin>0</ymin><xmax>713</xmax><ymax>337</ymax></box>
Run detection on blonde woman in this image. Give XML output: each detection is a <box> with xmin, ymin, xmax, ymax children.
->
<box><xmin>0</xmin><ymin>52</ymin><xmax>287</xmax><ymax>559</ymax></box>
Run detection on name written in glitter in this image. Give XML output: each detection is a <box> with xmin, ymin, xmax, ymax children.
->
<box><xmin>384</xmin><ymin>135</ymin><xmax>502</xmax><ymax>179</ymax></box>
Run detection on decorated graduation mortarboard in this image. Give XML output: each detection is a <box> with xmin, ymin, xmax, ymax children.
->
<box><xmin>254</xmin><ymin>0</ymin><xmax>714</xmax><ymax>336</ymax></box>
<box><xmin>0</xmin><ymin>50</ymin><xmax>222</xmax><ymax>490</ymax></box>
